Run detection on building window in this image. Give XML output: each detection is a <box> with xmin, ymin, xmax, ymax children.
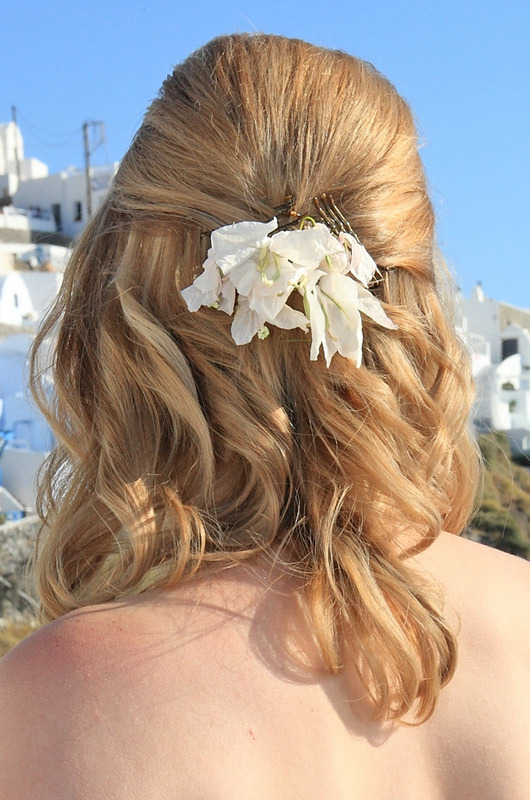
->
<box><xmin>501</xmin><ymin>338</ymin><xmax>518</xmax><ymax>360</ymax></box>
<box><xmin>73</xmin><ymin>201</ymin><xmax>83</xmax><ymax>222</ymax></box>
<box><xmin>501</xmin><ymin>382</ymin><xmax>515</xmax><ymax>390</ymax></box>
<box><xmin>52</xmin><ymin>203</ymin><xmax>63</xmax><ymax>232</ymax></box>
<box><xmin>509</xmin><ymin>400</ymin><xmax>517</xmax><ymax>413</ymax></box>
<box><xmin>13</xmin><ymin>293</ymin><xmax>18</xmax><ymax>308</ymax></box>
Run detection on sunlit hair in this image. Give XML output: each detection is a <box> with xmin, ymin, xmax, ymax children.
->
<box><xmin>30</xmin><ymin>33</ymin><xmax>479</xmax><ymax>723</ymax></box>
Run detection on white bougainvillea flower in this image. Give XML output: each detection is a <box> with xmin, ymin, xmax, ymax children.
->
<box><xmin>180</xmin><ymin>216</ymin><xmax>397</xmax><ymax>367</ymax></box>
<box><xmin>269</xmin><ymin>223</ymin><xmax>345</xmax><ymax>271</ymax></box>
<box><xmin>231</xmin><ymin>297</ymin><xmax>309</xmax><ymax>345</ymax></box>
<box><xmin>338</xmin><ymin>232</ymin><xmax>379</xmax><ymax>287</ymax></box>
<box><xmin>181</xmin><ymin>258</ymin><xmax>236</xmax><ymax>314</ymax></box>
<box><xmin>244</xmin><ymin>225</ymin><xmax>344</xmax><ymax>321</ymax></box>
<box><xmin>231</xmin><ymin>296</ymin><xmax>266</xmax><ymax>345</ymax></box>
<box><xmin>246</xmin><ymin>264</ymin><xmax>300</xmax><ymax>319</ymax></box>
<box><xmin>306</xmin><ymin>271</ymin><xmax>397</xmax><ymax>367</ymax></box>
<box><xmin>229</xmin><ymin>250</ymin><xmax>300</xmax><ymax>310</ymax></box>
<box><xmin>227</xmin><ymin>224</ymin><xmax>339</xmax><ymax>317</ymax></box>
<box><xmin>180</xmin><ymin>260</ymin><xmax>220</xmax><ymax>311</ymax></box>
<box><xmin>209</xmin><ymin>218</ymin><xmax>277</xmax><ymax>275</ymax></box>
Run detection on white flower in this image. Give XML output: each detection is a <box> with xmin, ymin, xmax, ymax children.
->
<box><xmin>305</xmin><ymin>271</ymin><xmax>397</xmax><ymax>367</ymax></box>
<box><xmin>180</xmin><ymin>217</ymin><xmax>397</xmax><ymax>367</ymax></box>
<box><xmin>209</xmin><ymin>219</ymin><xmax>277</xmax><ymax>275</ymax></box>
<box><xmin>270</xmin><ymin>223</ymin><xmax>345</xmax><ymax>271</ymax></box>
<box><xmin>231</xmin><ymin>296</ymin><xmax>266</xmax><ymax>345</ymax></box>
<box><xmin>231</xmin><ymin>296</ymin><xmax>309</xmax><ymax>346</ymax></box>
<box><xmin>181</xmin><ymin>259</ymin><xmax>236</xmax><ymax>314</ymax></box>
<box><xmin>338</xmin><ymin>232</ymin><xmax>379</xmax><ymax>287</ymax></box>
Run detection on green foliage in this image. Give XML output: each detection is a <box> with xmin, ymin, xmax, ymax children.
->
<box><xmin>466</xmin><ymin>432</ymin><xmax>530</xmax><ymax>559</ymax></box>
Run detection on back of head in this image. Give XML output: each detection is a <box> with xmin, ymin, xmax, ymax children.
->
<box><xmin>30</xmin><ymin>33</ymin><xmax>478</xmax><ymax>722</ymax></box>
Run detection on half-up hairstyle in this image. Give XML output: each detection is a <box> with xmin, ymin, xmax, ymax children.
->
<box><xmin>30</xmin><ymin>33</ymin><xmax>479</xmax><ymax>723</ymax></box>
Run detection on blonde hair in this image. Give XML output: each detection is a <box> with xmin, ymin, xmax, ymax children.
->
<box><xmin>30</xmin><ymin>34</ymin><xmax>478</xmax><ymax>723</ymax></box>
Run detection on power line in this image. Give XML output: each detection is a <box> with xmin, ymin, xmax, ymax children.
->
<box><xmin>14</xmin><ymin>108</ymin><xmax>81</xmax><ymax>148</ymax></box>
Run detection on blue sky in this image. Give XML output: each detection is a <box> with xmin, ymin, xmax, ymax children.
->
<box><xmin>2</xmin><ymin>0</ymin><xmax>529</xmax><ymax>306</ymax></box>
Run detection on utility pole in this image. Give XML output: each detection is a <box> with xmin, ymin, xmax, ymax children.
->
<box><xmin>82</xmin><ymin>121</ymin><xmax>105</xmax><ymax>219</ymax></box>
<box><xmin>11</xmin><ymin>105</ymin><xmax>21</xmax><ymax>180</ymax></box>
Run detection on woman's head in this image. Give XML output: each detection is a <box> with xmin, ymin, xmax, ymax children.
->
<box><xmin>118</xmin><ymin>34</ymin><xmax>434</xmax><ymax>275</ymax></box>
<box><xmin>31</xmin><ymin>34</ymin><xmax>478</xmax><ymax>722</ymax></box>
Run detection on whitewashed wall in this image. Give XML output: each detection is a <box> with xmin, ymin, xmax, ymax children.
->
<box><xmin>14</xmin><ymin>163</ymin><xmax>118</xmax><ymax>239</ymax></box>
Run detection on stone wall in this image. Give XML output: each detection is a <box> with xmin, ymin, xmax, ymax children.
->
<box><xmin>0</xmin><ymin>514</ymin><xmax>39</xmax><ymax>624</ymax></box>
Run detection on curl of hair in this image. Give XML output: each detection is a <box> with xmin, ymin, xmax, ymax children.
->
<box><xmin>30</xmin><ymin>34</ymin><xmax>479</xmax><ymax>723</ymax></box>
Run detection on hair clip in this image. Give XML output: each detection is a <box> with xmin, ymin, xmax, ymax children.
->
<box><xmin>272</xmin><ymin>193</ymin><xmax>359</xmax><ymax>241</ymax></box>
<box><xmin>272</xmin><ymin>195</ymin><xmax>302</xmax><ymax>232</ymax></box>
<box><xmin>312</xmin><ymin>193</ymin><xmax>358</xmax><ymax>239</ymax></box>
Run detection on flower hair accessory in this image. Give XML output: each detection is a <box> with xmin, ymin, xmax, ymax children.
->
<box><xmin>181</xmin><ymin>196</ymin><xmax>397</xmax><ymax>367</ymax></box>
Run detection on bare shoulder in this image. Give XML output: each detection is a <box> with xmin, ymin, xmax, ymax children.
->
<box><xmin>0</xmin><ymin>601</ymin><xmax>148</xmax><ymax>695</ymax></box>
<box><xmin>409</xmin><ymin>534</ymin><xmax>530</xmax><ymax>797</ymax></box>
<box><xmin>415</xmin><ymin>532</ymin><xmax>530</xmax><ymax>650</ymax></box>
<box><xmin>412</xmin><ymin>532</ymin><xmax>530</xmax><ymax>685</ymax></box>
<box><xmin>0</xmin><ymin>592</ymin><xmax>230</xmax><ymax>799</ymax></box>
<box><xmin>0</xmin><ymin>605</ymin><xmax>142</xmax><ymax>799</ymax></box>
<box><xmin>416</xmin><ymin>531</ymin><xmax>530</xmax><ymax>607</ymax></box>
<box><xmin>432</xmin><ymin>528</ymin><xmax>530</xmax><ymax>579</ymax></box>
<box><xmin>0</xmin><ymin>573</ymin><xmax>277</xmax><ymax>799</ymax></box>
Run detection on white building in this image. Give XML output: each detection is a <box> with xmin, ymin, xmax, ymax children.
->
<box><xmin>0</xmin><ymin>269</ymin><xmax>63</xmax><ymax>329</ymax></box>
<box><xmin>0</xmin><ymin>122</ymin><xmax>119</xmax><ymax>510</ymax></box>
<box><xmin>0</xmin><ymin>334</ymin><xmax>53</xmax><ymax>510</ymax></box>
<box><xmin>14</xmin><ymin>162</ymin><xmax>117</xmax><ymax>239</ymax></box>
<box><xmin>0</xmin><ymin>274</ymin><xmax>33</xmax><ymax>327</ymax></box>
<box><xmin>0</xmin><ymin>122</ymin><xmax>48</xmax><ymax>203</ymax></box>
<box><xmin>0</xmin><ymin>121</ymin><xmax>118</xmax><ymax>241</ymax></box>
<box><xmin>462</xmin><ymin>283</ymin><xmax>530</xmax><ymax>442</ymax></box>
<box><xmin>0</xmin><ymin>205</ymin><xmax>56</xmax><ymax>240</ymax></box>
<box><xmin>18</xmin><ymin>271</ymin><xmax>62</xmax><ymax>325</ymax></box>
<box><xmin>0</xmin><ymin>241</ymin><xmax>69</xmax><ymax>274</ymax></box>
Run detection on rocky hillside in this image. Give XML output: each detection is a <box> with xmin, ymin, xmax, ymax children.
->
<box><xmin>465</xmin><ymin>432</ymin><xmax>530</xmax><ymax>559</ymax></box>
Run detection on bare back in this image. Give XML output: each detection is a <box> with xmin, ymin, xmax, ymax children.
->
<box><xmin>1</xmin><ymin>532</ymin><xmax>530</xmax><ymax>800</ymax></box>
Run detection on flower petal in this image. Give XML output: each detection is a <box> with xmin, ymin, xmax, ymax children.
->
<box><xmin>249</xmin><ymin>289</ymin><xmax>291</xmax><ymax>321</ymax></box>
<box><xmin>304</xmin><ymin>284</ymin><xmax>327</xmax><ymax>362</ymax></box>
<box><xmin>218</xmin><ymin>278</ymin><xmax>236</xmax><ymax>314</ymax></box>
<box><xmin>339</xmin><ymin>233</ymin><xmax>378</xmax><ymax>286</ymax></box>
<box><xmin>231</xmin><ymin>298</ymin><xmax>264</xmax><ymax>345</ymax></box>
<box><xmin>270</xmin><ymin>224</ymin><xmax>343</xmax><ymax>271</ymax></box>
<box><xmin>225</xmin><ymin>255</ymin><xmax>261</xmax><ymax>296</ymax></box>
<box><xmin>317</xmin><ymin>276</ymin><xmax>363</xmax><ymax>366</ymax></box>
<box><xmin>181</xmin><ymin>259</ymin><xmax>222</xmax><ymax>310</ymax></box>
<box><xmin>273</xmin><ymin>305</ymin><xmax>309</xmax><ymax>331</ymax></box>
<box><xmin>356</xmin><ymin>284</ymin><xmax>398</xmax><ymax>329</ymax></box>
<box><xmin>246</xmin><ymin>259</ymin><xmax>301</xmax><ymax>320</ymax></box>
<box><xmin>211</xmin><ymin>219</ymin><xmax>277</xmax><ymax>274</ymax></box>
<box><xmin>181</xmin><ymin>283</ymin><xmax>207</xmax><ymax>312</ymax></box>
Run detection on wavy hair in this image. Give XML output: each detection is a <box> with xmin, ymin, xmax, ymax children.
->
<box><xmin>30</xmin><ymin>34</ymin><xmax>479</xmax><ymax>723</ymax></box>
